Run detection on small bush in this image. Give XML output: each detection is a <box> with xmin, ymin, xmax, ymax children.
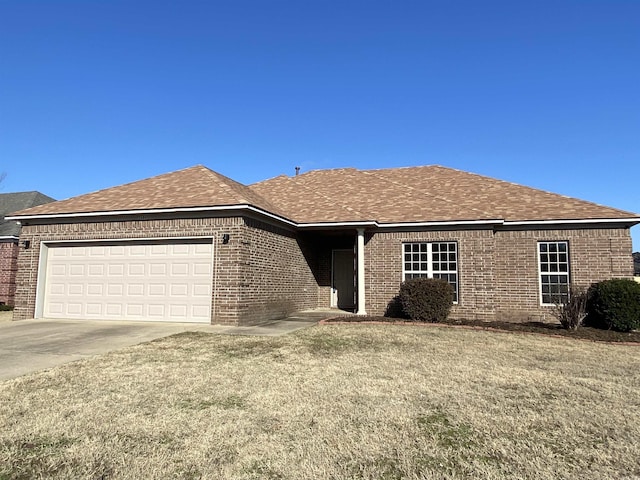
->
<box><xmin>586</xmin><ymin>279</ymin><xmax>640</xmax><ymax>332</ymax></box>
<box><xmin>0</xmin><ymin>304</ymin><xmax>14</xmax><ymax>311</ymax></box>
<box><xmin>550</xmin><ymin>284</ymin><xmax>588</xmax><ymax>330</ymax></box>
<box><xmin>399</xmin><ymin>277</ymin><xmax>454</xmax><ymax>323</ymax></box>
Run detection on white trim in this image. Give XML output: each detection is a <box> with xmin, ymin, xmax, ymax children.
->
<box><xmin>356</xmin><ymin>228</ymin><xmax>366</xmax><ymax>315</ymax></box>
<box><xmin>7</xmin><ymin>204</ymin><xmax>638</xmax><ymax>230</ymax></box>
<box><xmin>537</xmin><ymin>240</ymin><xmax>570</xmax><ymax>306</ymax></box>
<box><xmin>505</xmin><ymin>217</ymin><xmax>640</xmax><ymax>226</ymax></box>
<box><xmin>34</xmin><ymin>243</ymin><xmax>49</xmax><ymax>318</ymax></box>
<box><xmin>379</xmin><ymin>219</ymin><xmax>504</xmax><ymax>228</ymax></box>
<box><xmin>298</xmin><ymin>221</ymin><xmax>377</xmax><ymax>228</ymax></box>
<box><xmin>402</xmin><ymin>241</ymin><xmax>459</xmax><ymax>304</ymax></box>
<box><xmin>0</xmin><ymin>235</ymin><xmax>19</xmax><ymax>241</ymax></box>
<box><xmin>39</xmin><ymin>235</ymin><xmax>216</xmax><ymax>246</ymax></box>
<box><xmin>6</xmin><ymin>204</ymin><xmax>298</xmax><ymax>227</ymax></box>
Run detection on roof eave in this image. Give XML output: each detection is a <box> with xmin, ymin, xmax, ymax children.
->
<box><xmin>7</xmin><ymin>208</ymin><xmax>638</xmax><ymax>231</ymax></box>
<box><xmin>6</xmin><ymin>204</ymin><xmax>298</xmax><ymax>228</ymax></box>
<box><xmin>503</xmin><ymin>217</ymin><xmax>640</xmax><ymax>227</ymax></box>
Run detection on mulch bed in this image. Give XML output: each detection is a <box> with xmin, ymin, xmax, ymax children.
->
<box><xmin>321</xmin><ymin>316</ymin><xmax>640</xmax><ymax>344</ymax></box>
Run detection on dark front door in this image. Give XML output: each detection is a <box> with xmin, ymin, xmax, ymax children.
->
<box><xmin>332</xmin><ymin>249</ymin><xmax>355</xmax><ymax>310</ymax></box>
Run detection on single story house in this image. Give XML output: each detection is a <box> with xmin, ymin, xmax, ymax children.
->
<box><xmin>7</xmin><ymin>165</ymin><xmax>639</xmax><ymax>325</ymax></box>
<box><xmin>0</xmin><ymin>192</ymin><xmax>55</xmax><ymax>306</ymax></box>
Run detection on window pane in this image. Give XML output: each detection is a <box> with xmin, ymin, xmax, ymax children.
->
<box><xmin>404</xmin><ymin>242</ymin><xmax>458</xmax><ymax>301</ymax></box>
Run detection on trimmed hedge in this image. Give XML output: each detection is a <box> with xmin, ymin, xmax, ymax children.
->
<box><xmin>586</xmin><ymin>279</ymin><xmax>640</xmax><ymax>332</ymax></box>
<box><xmin>399</xmin><ymin>277</ymin><xmax>454</xmax><ymax>322</ymax></box>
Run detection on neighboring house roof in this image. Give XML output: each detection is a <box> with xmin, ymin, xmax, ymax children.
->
<box><xmin>9</xmin><ymin>165</ymin><xmax>638</xmax><ymax>226</ymax></box>
<box><xmin>0</xmin><ymin>191</ymin><xmax>56</xmax><ymax>237</ymax></box>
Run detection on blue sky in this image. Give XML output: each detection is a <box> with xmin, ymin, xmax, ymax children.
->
<box><xmin>1</xmin><ymin>1</ymin><xmax>638</xmax><ymax>249</ymax></box>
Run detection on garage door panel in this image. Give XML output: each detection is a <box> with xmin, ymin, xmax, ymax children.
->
<box><xmin>87</xmin><ymin>284</ymin><xmax>103</xmax><ymax>296</ymax></box>
<box><xmin>69</xmin><ymin>264</ymin><xmax>85</xmax><ymax>276</ymax></box>
<box><xmin>86</xmin><ymin>303</ymin><xmax>102</xmax><ymax>315</ymax></box>
<box><xmin>43</xmin><ymin>241</ymin><xmax>213</xmax><ymax>323</ymax></box>
<box><xmin>128</xmin><ymin>264</ymin><xmax>145</xmax><ymax>275</ymax></box>
<box><xmin>127</xmin><ymin>284</ymin><xmax>144</xmax><ymax>296</ymax></box>
<box><xmin>88</xmin><ymin>264</ymin><xmax>105</xmax><ymax>276</ymax></box>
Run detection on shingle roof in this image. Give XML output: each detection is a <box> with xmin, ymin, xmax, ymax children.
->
<box><xmin>251</xmin><ymin>165</ymin><xmax>636</xmax><ymax>223</ymax></box>
<box><xmin>0</xmin><ymin>191</ymin><xmax>56</xmax><ymax>236</ymax></box>
<box><xmin>12</xmin><ymin>165</ymin><xmax>287</xmax><ymax>218</ymax></box>
<box><xmin>10</xmin><ymin>164</ymin><xmax>637</xmax><ymax>225</ymax></box>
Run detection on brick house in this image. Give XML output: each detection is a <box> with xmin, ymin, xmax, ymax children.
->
<box><xmin>0</xmin><ymin>192</ymin><xmax>55</xmax><ymax>306</ymax></box>
<box><xmin>7</xmin><ymin>165</ymin><xmax>639</xmax><ymax>325</ymax></box>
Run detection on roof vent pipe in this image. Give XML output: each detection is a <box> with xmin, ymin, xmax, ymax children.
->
<box><xmin>295</xmin><ymin>166</ymin><xmax>300</xmax><ymax>176</ymax></box>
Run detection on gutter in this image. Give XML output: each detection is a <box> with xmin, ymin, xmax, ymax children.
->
<box><xmin>7</xmin><ymin>208</ymin><xmax>640</xmax><ymax>230</ymax></box>
<box><xmin>503</xmin><ymin>217</ymin><xmax>640</xmax><ymax>226</ymax></box>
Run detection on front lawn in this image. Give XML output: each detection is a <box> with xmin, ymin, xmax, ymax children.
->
<box><xmin>1</xmin><ymin>324</ymin><xmax>639</xmax><ymax>479</ymax></box>
<box><xmin>325</xmin><ymin>316</ymin><xmax>640</xmax><ymax>343</ymax></box>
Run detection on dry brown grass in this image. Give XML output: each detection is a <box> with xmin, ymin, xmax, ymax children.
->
<box><xmin>1</xmin><ymin>324</ymin><xmax>639</xmax><ymax>479</ymax></box>
<box><xmin>0</xmin><ymin>311</ymin><xmax>13</xmax><ymax>323</ymax></box>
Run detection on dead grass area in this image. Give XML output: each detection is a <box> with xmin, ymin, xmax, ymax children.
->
<box><xmin>327</xmin><ymin>315</ymin><xmax>640</xmax><ymax>343</ymax></box>
<box><xmin>0</xmin><ymin>311</ymin><xmax>13</xmax><ymax>323</ymax></box>
<box><xmin>1</xmin><ymin>324</ymin><xmax>639</xmax><ymax>479</ymax></box>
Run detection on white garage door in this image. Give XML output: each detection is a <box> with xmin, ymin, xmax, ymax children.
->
<box><xmin>42</xmin><ymin>241</ymin><xmax>214</xmax><ymax>323</ymax></box>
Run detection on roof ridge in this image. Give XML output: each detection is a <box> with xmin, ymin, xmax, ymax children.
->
<box><xmin>362</xmin><ymin>169</ymin><xmax>498</xmax><ymax>220</ymax></box>
<box><xmin>202</xmin><ymin>167</ymin><xmax>292</xmax><ymax>218</ymax></box>
<box><xmin>54</xmin><ymin>165</ymin><xmax>207</xmax><ymax>203</ymax></box>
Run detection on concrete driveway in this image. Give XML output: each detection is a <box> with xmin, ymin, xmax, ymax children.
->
<box><xmin>0</xmin><ymin>310</ymin><xmax>330</xmax><ymax>381</ymax></box>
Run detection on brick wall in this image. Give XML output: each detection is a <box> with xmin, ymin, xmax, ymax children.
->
<box><xmin>365</xmin><ymin>229</ymin><xmax>496</xmax><ymax>320</ymax></box>
<box><xmin>235</xmin><ymin>218</ymin><xmax>318</xmax><ymax>324</ymax></box>
<box><xmin>13</xmin><ymin>216</ymin><xmax>317</xmax><ymax>326</ymax></box>
<box><xmin>0</xmin><ymin>241</ymin><xmax>19</xmax><ymax>306</ymax></box>
<box><xmin>493</xmin><ymin>227</ymin><xmax>634</xmax><ymax>321</ymax></box>
<box><xmin>364</xmin><ymin>226</ymin><xmax>634</xmax><ymax>322</ymax></box>
<box><xmin>11</xmin><ymin>216</ymin><xmax>634</xmax><ymax>325</ymax></box>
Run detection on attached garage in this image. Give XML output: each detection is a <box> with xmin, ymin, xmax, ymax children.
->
<box><xmin>38</xmin><ymin>239</ymin><xmax>214</xmax><ymax>323</ymax></box>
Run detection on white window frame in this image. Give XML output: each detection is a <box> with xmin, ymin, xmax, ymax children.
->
<box><xmin>402</xmin><ymin>241</ymin><xmax>459</xmax><ymax>303</ymax></box>
<box><xmin>538</xmin><ymin>240</ymin><xmax>570</xmax><ymax>306</ymax></box>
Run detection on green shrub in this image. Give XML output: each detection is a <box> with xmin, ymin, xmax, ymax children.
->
<box><xmin>399</xmin><ymin>277</ymin><xmax>454</xmax><ymax>322</ymax></box>
<box><xmin>586</xmin><ymin>279</ymin><xmax>640</xmax><ymax>332</ymax></box>
<box><xmin>0</xmin><ymin>304</ymin><xmax>13</xmax><ymax>311</ymax></box>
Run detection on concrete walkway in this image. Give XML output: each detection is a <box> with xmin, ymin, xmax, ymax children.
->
<box><xmin>0</xmin><ymin>309</ymin><xmax>343</xmax><ymax>381</ymax></box>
